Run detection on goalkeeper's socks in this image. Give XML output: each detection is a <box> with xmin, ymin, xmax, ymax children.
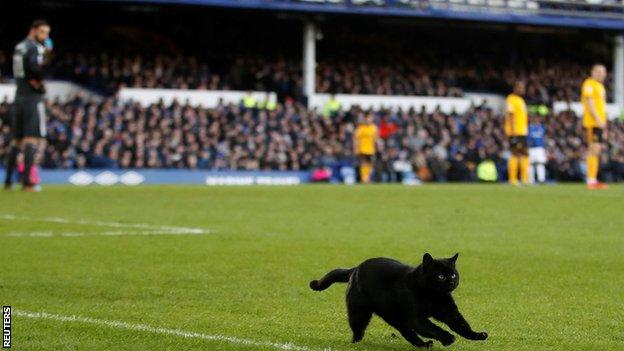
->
<box><xmin>22</xmin><ymin>143</ymin><xmax>37</xmax><ymax>187</ymax></box>
<box><xmin>4</xmin><ymin>145</ymin><xmax>19</xmax><ymax>187</ymax></box>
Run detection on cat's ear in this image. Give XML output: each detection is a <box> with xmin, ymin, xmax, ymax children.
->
<box><xmin>449</xmin><ymin>253</ymin><xmax>459</xmax><ymax>265</ymax></box>
<box><xmin>423</xmin><ymin>253</ymin><xmax>434</xmax><ymax>266</ymax></box>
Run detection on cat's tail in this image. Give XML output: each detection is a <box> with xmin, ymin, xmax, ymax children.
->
<box><xmin>309</xmin><ymin>268</ymin><xmax>354</xmax><ymax>291</ymax></box>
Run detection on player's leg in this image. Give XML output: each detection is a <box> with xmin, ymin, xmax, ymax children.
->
<box><xmin>536</xmin><ymin>147</ymin><xmax>546</xmax><ymax>183</ymax></box>
<box><xmin>587</xmin><ymin>143</ymin><xmax>600</xmax><ymax>184</ymax></box>
<box><xmin>508</xmin><ymin>138</ymin><xmax>519</xmax><ymax>185</ymax></box>
<box><xmin>528</xmin><ymin>147</ymin><xmax>536</xmax><ymax>184</ymax></box>
<box><xmin>22</xmin><ymin>140</ymin><xmax>38</xmax><ymax>189</ymax></box>
<box><xmin>518</xmin><ymin>137</ymin><xmax>529</xmax><ymax>184</ymax></box>
<box><xmin>536</xmin><ymin>163</ymin><xmax>546</xmax><ymax>183</ymax></box>
<box><xmin>357</xmin><ymin>155</ymin><xmax>362</xmax><ymax>183</ymax></box>
<box><xmin>592</xmin><ymin>142</ymin><xmax>607</xmax><ymax>188</ymax></box>
<box><xmin>586</xmin><ymin>128</ymin><xmax>606</xmax><ymax>189</ymax></box>
<box><xmin>21</xmin><ymin>99</ymin><xmax>46</xmax><ymax>191</ymax></box>
<box><xmin>359</xmin><ymin>155</ymin><xmax>372</xmax><ymax>183</ymax></box>
<box><xmin>520</xmin><ymin>151</ymin><xmax>529</xmax><ymax>185</ymax></box>
<box><xmin>4</xmin><ymin>102</ymin><xmax>23</xmax><ymax>189</ymax></box>
<box><xmin>4</xmin><ymin>142</ymin><xmax>21</xmax><ymax>189</ymax></box>
<box><xmin>586</xmin><ymin>128</ymin><xmax>598</xmax><ymax>184</ymax></box>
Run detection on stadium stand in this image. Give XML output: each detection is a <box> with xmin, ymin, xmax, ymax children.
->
<box><xmin>0</xmin><ymin>50</ymin><xmax>610</xmax><ymax>104</ymax></box>
<box><xmin>1</xmin><ymin>96</ymin><xmax>623</xmax><ymax>182</ymax></box>
<box><xmin>45</xmin><ymin>54</ymin><xmax>303</xmax><ymax>98</ymax></box>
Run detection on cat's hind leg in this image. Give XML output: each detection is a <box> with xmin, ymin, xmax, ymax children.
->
<box><xmin>347</xmin><ymin>304</ymin><xmax>372</xmax><ymax>343</ymax></box>
<box><xmin>346</xmin><ymin>287</ymin><xmax>372</xmax><ymax>343</ymax></box>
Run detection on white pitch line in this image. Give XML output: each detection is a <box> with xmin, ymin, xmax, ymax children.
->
<box><xmin>14</xmin><ymin>310</ymin><xmax>327</xmax><ymax>351</ymax></box>
<box><xmin>7</xmin><ymin>232</ymin><xmax>86</xmax><ymax>238</ymax></box>
<box><xmin>4</xmin><ymin>231</ymin><xmax>211</xmax><ymax>238</ymax></box>
<box><xmin>60</xmin><ymin>233</ymin><xmax>85</xmax><ymax>237</ymax></box>
<box><xmin>7</xmin><ymin>232</ymin><xmax>54</xmax><ymax>237</ymax></box>
<box><xmin>0</xmin><ymin>214</ymin><xmax>210</xmax><ymax>235</ymax></box>
<box><xmin>101</xmin><ymin>231</ymin><xmax>205</xmax><ymax>236</ymax></box>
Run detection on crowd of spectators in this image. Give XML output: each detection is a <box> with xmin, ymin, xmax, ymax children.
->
<box><xmin>315</xmin><ymin>58</ymin><xmax>611</xmax><ymax>103</ymax></box>
<box><xmin>2</xmin><ymin>95</ymin><xmax>623</xmax><ymax>182</ymax></box>
<box><xmin>0</xmin><ymin>50</ymin><xmax>608</xmax><ymax>104</ymax></box>
<box><xmin>47</xmin><ymin>53</ymin><xmax>304</xmax><ymax>99</ymax></box>
<box><xmin>315</xmin><ymin>58</ymin><xmax>464</xmax><ymax>97</ymax></box>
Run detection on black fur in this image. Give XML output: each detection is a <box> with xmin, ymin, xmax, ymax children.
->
<box><xmin>309</xmin><ymin>253</ymin><xmax>488</xmax><ymax>348</ymax></box>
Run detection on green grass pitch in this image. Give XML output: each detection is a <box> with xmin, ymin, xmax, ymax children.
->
<box><xmin>1</xmin><ymin>184</ymin><xmax>623</xmax><ymax>350</ymax></box>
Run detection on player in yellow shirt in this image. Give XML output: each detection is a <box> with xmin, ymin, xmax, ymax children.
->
<box><xmin>504</xmin><ymin>81</ymin><xmax>529</xmax><ymax>185</ymax></box>
<box><xmin>354</xmin><ymin>114</ymin><xmax>378</xmax><ymax>183</ymax></box>
<box><xmin>581</xmin><ymin>64</ymin><xmax>608</xmax><ymax>189</ymax></box>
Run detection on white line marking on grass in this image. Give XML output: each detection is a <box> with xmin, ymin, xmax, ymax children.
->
<box><xmin>60</xmin><ymin>233</ymin><xmax>85</xmax><ymax>237</ymax></box>
<box><xmin>5</xmin><ymin>231</ymin><xmax>212</xmax><ymax>238</ymax></box>
<box><xmin>0</xmin><ymin>214</ymin><xmax>211</xmax><ymax>236</ymax></box>
<box><xmin>6</xmin><ymin>232</ymin><xmax>54</xmax><ymax>237</ymax></box>
<box><xmin>101</xmin><ymin>231</ymin><xmax>206</xmax><ymax>236</ymax></box>
<box><xmin>7</xmin><ymin>232</ymin><xmax>86</xmax><ymax>237</ymax></box>
<box><xmin>14</xmin><ymin>310</ymin><xmax>329</xmax><ymax>351</ymax></box>
<box><xmin>29</xmin><ymin>232</ymin><xmax>53</xmax><ymax>237</ymax></box>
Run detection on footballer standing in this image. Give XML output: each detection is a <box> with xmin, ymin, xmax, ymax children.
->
<box><xmin>504</xmin><ymin>81</ymin><xmax>529</xmax><ymax>185</ymax></box>
<box><xmin>4</xmin><ymin>19</ymin><xmax>52</xmax><ymax>191</ymax></box>
<box><xmin>581</xmin><ymin>64</ymin><xmax>608</xmax><ymax>189</ymax></box>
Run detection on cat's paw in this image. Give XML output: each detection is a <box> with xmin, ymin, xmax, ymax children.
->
<box><xmin>440</xmin><ymin>333</ymin><xmax>455</xmax><ymax>346</ymax></box>
<box><xmin>473</xmin><ymin>332</ymin><xmax>488</xmax><ymax>340</ymax></box>
<box><xmin>417</xmin><ymin>340</ymin><xmax>433</xmax><ymax>348</ymax></box>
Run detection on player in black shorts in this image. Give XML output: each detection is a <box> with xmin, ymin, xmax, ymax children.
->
<box><xmin>509</xmin><ymin>136</ymin><xmax>528</xmax><ymax>152</ymax></box>
<box><xmin>586</xmin><ymin>127</ymin><xmax>603</xmax><ymax>144</ymax></box>
<box><xmin>4</xmin><ymin>20</ymin><xmax>52</xmax><ymax>191</ymax></box>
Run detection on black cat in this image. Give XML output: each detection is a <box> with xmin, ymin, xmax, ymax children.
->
<box><xmin>309</xmin><ymin>253</ymin><xmax>488</xmax><ymax>348</ymax></box>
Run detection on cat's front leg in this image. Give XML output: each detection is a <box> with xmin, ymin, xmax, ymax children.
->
<box><xmin>396</xmin><ymin>327</ymin><xmax>434</xmax><ymax>349</ymax></box>
<box><xmin>435</xmin><ymin>309</ymin><xmax>488</xmax><ymax>341</ymax></box>
<box><xmin>411</xmin><ymin>318</ymin><xmax>456</xmax><ymax>346</ymax></box>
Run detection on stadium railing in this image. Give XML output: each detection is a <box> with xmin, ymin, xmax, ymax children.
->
<box><xmin>2</xmin><ymin>82</ymin><xmax>622</xmax><ymax>120</ymax></box>
<box><xmin>118</xmin><ymin>88</ymin><xmax>278</xmax><ymax>108</ymax></box>
<box><xmin>283</xmin><ymin>0</ymin><xmax>624</xmax><ymax>18</ymax></box>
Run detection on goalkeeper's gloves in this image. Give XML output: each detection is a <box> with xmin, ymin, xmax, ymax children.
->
<box><xmin>28</xmin><ymin>79</ymin><xmax>46</xmax><ymax>94</ymax></box>
<box><xmin>44</xmin><ymin>38</ymin><xmax>54</xmax><ymax>52</ymax></box>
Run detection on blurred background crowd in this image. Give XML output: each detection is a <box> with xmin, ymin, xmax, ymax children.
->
<box><xmin>0</xmin><ymin>51</ymin><xmax>610</xmax><ymax>105</ymax></box>
<box><xmin>2</xmin><ymin>96</ymin><xmax>623</xmax><ymax>182</ymax></box>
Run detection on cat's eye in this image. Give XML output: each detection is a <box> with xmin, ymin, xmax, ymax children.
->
<box><xmin>451</xmin><ymin>274</ymin><xmax>457</xmax><ymax>279</ymax></box>
<box><xmin>437</xmin><ymin>274</ymin><xmax>446</xmax><ymax>281</ymax></box>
